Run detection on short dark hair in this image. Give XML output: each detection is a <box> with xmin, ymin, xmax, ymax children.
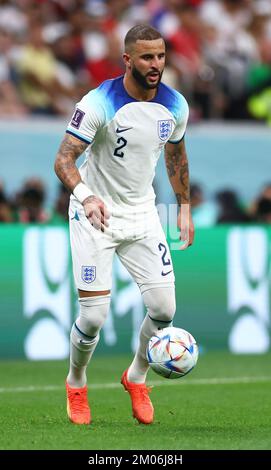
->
<box><xmin>124</xmin><ymin>24</ymin><xmax>163</xmax><ymax>51</ymax></box>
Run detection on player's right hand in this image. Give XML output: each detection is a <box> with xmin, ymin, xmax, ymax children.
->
<box><xmin>82</xmin><ymin>195</ymin><xmax>110</xmax><ymax>232</ymax></box>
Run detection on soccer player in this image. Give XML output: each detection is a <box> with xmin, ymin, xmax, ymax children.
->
<box><xmin>54</xmin><ymin>24</ymin><xmax>194</xmax><ymax>425</ymax></box>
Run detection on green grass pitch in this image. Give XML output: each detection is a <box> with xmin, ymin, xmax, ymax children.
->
<box><xmin>0</xmin><ymin>352</ymin><xmax>270</xmax><ymax>450</ymax></box>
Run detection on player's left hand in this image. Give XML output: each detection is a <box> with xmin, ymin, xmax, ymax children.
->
<box><xmin>177</xmin><ymin>206</ymin><xmax>195</xmax><ymax>250</ymax></box>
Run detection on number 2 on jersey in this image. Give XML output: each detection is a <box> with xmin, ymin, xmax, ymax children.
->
<box><xmin>158</xmin><ymin>242</ymin><xmax>171</xmax><ymax>266</ymax></box>
<box><xmin>114</xmin><ymin>137</ymin><xmax>127</xmax><ymax>158</ymax></box>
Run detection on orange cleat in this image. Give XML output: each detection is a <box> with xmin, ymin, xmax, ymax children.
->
<box><xmin>66</xmin><ymin>381</ymin><xmax>91</xmax><ymax>425</ymax></box>
<box><xmin>121</xmin><ymin>369</ymin><xmax>154</xmax><ymax>424</ymax></box>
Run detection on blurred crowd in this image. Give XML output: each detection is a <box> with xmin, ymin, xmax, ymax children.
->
<box><xmin>0</xmin><ymin>178</ymin><xmax>70</xmax><ymax>223</ymax></box>
<box><xmin>1</xmin><ymin>0</ymin><xmax>271</xmax><ymax>122</ymax></box>
<box><xmin>190</xmin><ymin>182</ymin><xmax>271</xmax><ymax>225</ymax></box>
<box><xmin>1</xmin><ymin>178</ymin><xmax>271</xmax><ymax>224</ymax></box>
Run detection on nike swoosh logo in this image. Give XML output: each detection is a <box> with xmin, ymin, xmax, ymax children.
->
<box><xmin>79</xmin><ymin>339</ymin><xmax>92</xmax><ymax>345</ymax></box>
<box><xmin>116</xmin><ymin>126</ymin><xmax>133</xmax><ymax>133</ymax></box>
<box><xmin>161</xmin><ymin>270</ymin><xmax>173</xmax><ymax>276</ymax></box>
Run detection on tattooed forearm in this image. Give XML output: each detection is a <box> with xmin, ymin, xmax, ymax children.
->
<box><xmin>165</xmin><ymin>152</ymin><xmax>180</xmax><ymax>178</ymax></box>
<box><xmin>175</xmin><ymin>193</ymin><xmax>182</xmax><ymax>206</ymax></box>
<box><xmin>165</xmin><ymin>139</ymin><xmax>190</xmax><ymax>205</ymax></box>
<box><xmin>54</xmin><ymin>133</ymin><xmax>88</xmax><ymax>191</ymax></box>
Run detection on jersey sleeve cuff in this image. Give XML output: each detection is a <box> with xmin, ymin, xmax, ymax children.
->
<box><xmin>168</xmin><ymin>133</ymin><xmax>185</xmax><ymax>144</ymax></box>
<box><xmin>66</xmin><ymin>130</ymin><xmax>92</xmax><ymax>144</ymax></box>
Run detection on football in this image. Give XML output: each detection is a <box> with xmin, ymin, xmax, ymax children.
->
<box><xmin>147</xmin><ymin>327</ymin><xmax>199</xmax><ymax>379</ymax></box>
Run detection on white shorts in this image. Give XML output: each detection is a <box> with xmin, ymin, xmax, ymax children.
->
<box><xmin>69</xmin><ymin>199</ymin><xmax>175</xmax><ymax>293</ymax></box>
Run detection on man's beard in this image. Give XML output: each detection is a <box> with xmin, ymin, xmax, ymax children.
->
<box><xmin>131</xmin><ymin>64</ymin><xmax>163</xmax><ymax>90</ymax></box>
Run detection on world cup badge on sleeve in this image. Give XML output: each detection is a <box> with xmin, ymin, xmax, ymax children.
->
<box><xmin>71</xmin><ymin>108</ymin><xmax>85</xmax><ymax>129</ymax></box>
<box><xmin>82</xmin><ymin>266</ymin><xmax>96</xmax><ymax>283</ymax></box>
<box><xmin>158</xmin><ymin>120</ymin><xmax>173</xmax><ymax>141</ymax></box>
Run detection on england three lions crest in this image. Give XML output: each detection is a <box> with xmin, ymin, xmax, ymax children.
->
<box><xmin>158</xmin><ymin>120</ymin><xmax>173</xmax><ymax>141</ymax></box>
<box><xmin>82</xmin><ymin>265</ymin><xmax>96</xmax><ymax>283</ymax></box>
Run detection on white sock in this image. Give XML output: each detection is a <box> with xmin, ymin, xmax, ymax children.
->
<box><xmin>67</xmin><ymin>295</ymin><xmax>110</xmax><ymax>388</ymax></box>
<box><xmin>67</xmin><ymin>323</ymin><xmax>99</xmax><ymax>388</ymax></box>
<box><xmin>127</xmin><ymin>314</ymin><xmax>158</xmax><ymax>384</ymax></box>
<box><xmin>127</xmin><ymin>286</ymin><xmax>175</xmax><ymax>384</ymax></box>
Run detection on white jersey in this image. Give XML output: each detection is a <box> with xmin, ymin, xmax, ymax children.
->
<box><xmin>67</xmin><ymin>76</ymin><xmax>189</xmax><ymax>215</ymax></box>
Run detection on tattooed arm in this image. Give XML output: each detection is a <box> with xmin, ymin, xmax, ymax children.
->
<box><xmin>164</xmin><ymin>138</ymin><xmax>194</xmax><ymax>249</ymax></box>
<box><xmin>165</xmin><ymin>139</ymin><xmax>190</xmax><ymax>206</ymax></box>
<box><xmin>54</xmin><ymin>133</ymin><xmax>88</xmax><ymax>191</ymax></box>
<box><xmin>54</xmin><ymin>133</ymin><xmax>110</xmax><ymax>231</ymax></box>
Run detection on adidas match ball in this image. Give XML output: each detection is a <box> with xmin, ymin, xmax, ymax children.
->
<box><xmin>147</xmin><ymin>327</ymin><xmax>198</xmax><ymax>379</ymax></box>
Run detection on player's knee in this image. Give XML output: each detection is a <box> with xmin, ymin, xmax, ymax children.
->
<box><xmin>77</xmin><ymin>294</ymin><xmax>111</xmax><ymax>337</ymax></box>
<box><xmin>152</xmin><ymin>294</ymin><xmax>176</xmax><ymax>323</ymax></box>
<box><xmin>143</xmin><ymin>286</ymin><xmax>176</xmax><ymax>324</ymax></box>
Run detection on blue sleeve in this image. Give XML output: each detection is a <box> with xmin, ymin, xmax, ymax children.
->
<box><xmin>168</xmin><ymin>94</ymin><xmax>189</xmax><ymax>144</ymax></box>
